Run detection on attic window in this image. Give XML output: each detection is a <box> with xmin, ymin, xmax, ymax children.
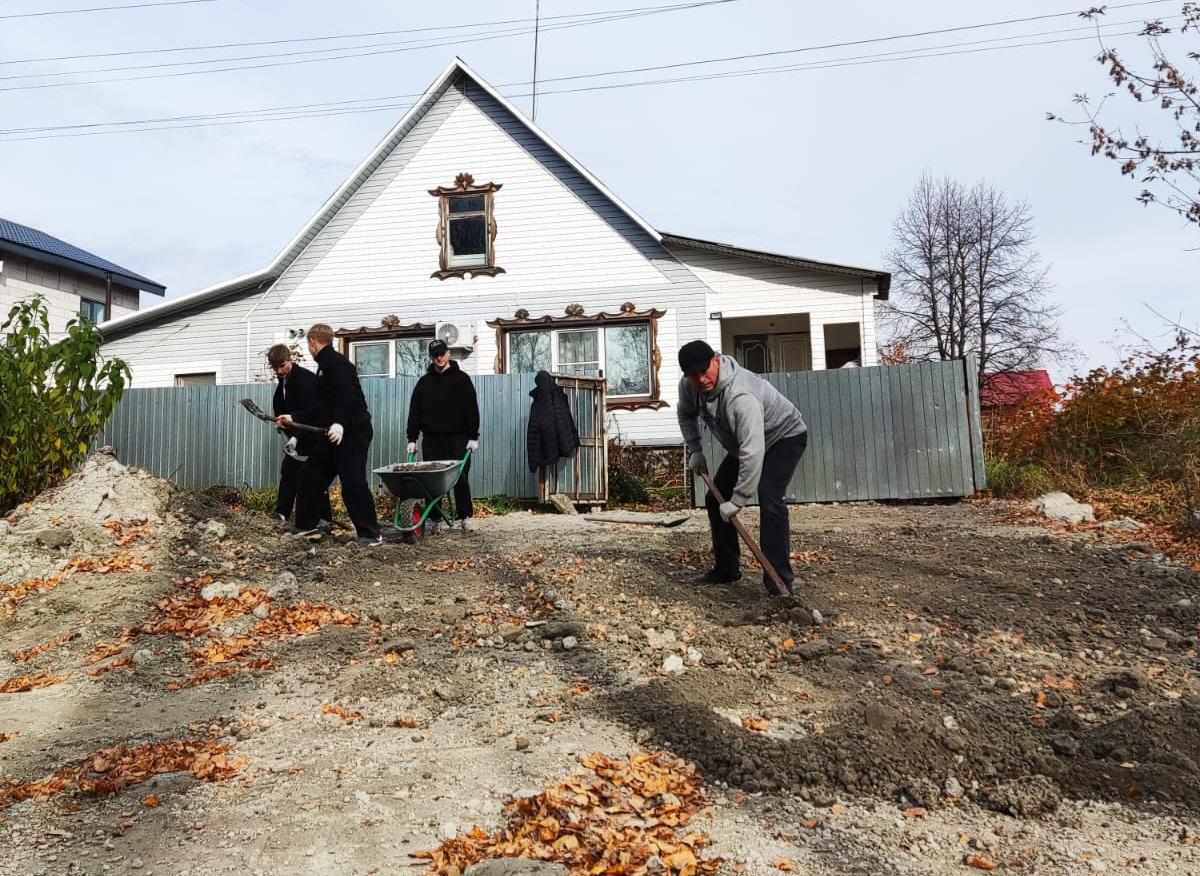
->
<box><xmin>429</xmin><ymin>173</ymin><xmax>505</xmax><ymax>280</ymax></box>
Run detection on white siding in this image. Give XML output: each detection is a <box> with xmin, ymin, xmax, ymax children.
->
<box><xmin>667</xmin><ymin>246</ymin><xmax>879</xmax><ymax>369</ymax></box>
<box><xmin>279</xmin><ymin>93</ymin><xmax>665</xmax><ymax>312</ymax></box>
<box><xmin>0</xmin><ymin>253</ymin><xmax>142</xmax><ymax>339</ymax></box>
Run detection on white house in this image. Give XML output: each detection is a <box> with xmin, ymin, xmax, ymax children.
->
<box><xmin>0</xmin><ymin>217</ymin><xmax>165</xmax><ymax>340</ymax></box>
<box><xmin>100</xmin><ymin>59</ymin><xmax>888</xmax><ymax>446</ymax></box>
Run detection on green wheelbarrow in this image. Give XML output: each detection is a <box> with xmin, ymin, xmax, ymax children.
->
<box><xmin>373</xmin><ymin>449</ymin><xmax>472</xmax><ymax>542</ymax></box>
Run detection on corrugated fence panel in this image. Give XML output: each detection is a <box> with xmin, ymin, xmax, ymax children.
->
<box><xmin>99</xmin><ymin>362</ymin><xmax>980</xmax><ymax>504</ymax></box>
<box><xmin>98</xmin><ymin>373</ymin><xmax>605</xmax><ymax>501</ymax></box>
<box><xmin>696</xmin><ymin>358</ymin><xmax>984</xmax><ymax>504</ymax></box>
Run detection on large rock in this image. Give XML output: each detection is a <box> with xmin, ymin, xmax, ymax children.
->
<box><xmin>1029</xmin><ymin>492</ymin><xmax>1095</xmax><ymax>524</ymax></box>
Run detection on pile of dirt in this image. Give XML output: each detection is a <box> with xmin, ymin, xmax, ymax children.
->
<box><xmin>0</xmin><ymin>447</ymin><xmax>171</xmax><ymax>573</ymax></box>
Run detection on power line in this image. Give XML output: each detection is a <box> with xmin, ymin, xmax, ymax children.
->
<box><xmin>0</xmin><ymin>26</ymin><xmax>1155</xmax><ymax>143</ymax></box>
<box><xmin>0</xmin><ymin>0</ymin><xmax>733</xmax><ymax>66</ymax></box>
<box><xmin>0</xmin><ymin>0</ymin><xmax>236</xmax><ymax>20</ymax></box>
<box><xmin>0</xmin><ymin>1</ymin><xmax>736</xmax><ymax>91</ymax></box>
<box><xmin>0</xmin><ymin>10</ymin><xmax>1162</xmax><ymax>137</ymax></box>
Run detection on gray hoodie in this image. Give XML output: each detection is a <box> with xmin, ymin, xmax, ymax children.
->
<box><xmin>677</xmin><ymin>355</ymin><xmax>807</xmax><ymax>506</ymax></box>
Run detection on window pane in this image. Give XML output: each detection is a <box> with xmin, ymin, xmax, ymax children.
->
<box><xmin>351</xmin><ymin>342</ymin><xmax>389</xmax><ymax>377</ymax></box>
<box><xmin>509</xmin><ymin>331</ymin><xmax>551</xmax><ymax>373</ymax></box>
<box><xmin>448</xmin><ymin>195</ymin><xmax>485</xmax><ymax>214</ymax></box>
<box><xmin>395</xmin><ymin>339</ymin><xmax>428</xmax><ymax>377</ymax></box>
<box><xmin>79</xmin><ymin>299</ymin><xmax>105</xmax><ymax>323</ymax></box>
<box><xmin>449</xmin><ymin>216</ymin><xmax>487</xmax><ymax>257</ymax></box>
<box><xmin>605</xmin><ymin>324</ymin><xmax>651</xmax><ymax>395</ymax></box>
<box><xmin>557</xmin><ymin>329</ymin><xmax>600</xmax><ymax>375</ymax></box>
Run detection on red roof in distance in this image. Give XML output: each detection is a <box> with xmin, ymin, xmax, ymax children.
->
<box><xmin>981</xmin><ymin>370</ymin><xmax>1055</xmax><ymax>408</ymax></box>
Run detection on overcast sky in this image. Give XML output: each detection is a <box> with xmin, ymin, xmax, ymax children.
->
<box><xmin>1</xmin><ymin>0</ymin><xmax>1196</xmax><ymax>378</ymax></box>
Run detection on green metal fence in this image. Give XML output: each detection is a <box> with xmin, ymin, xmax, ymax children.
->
<box><xmin>692</xmin><ymin>357</ymin><xmax>985</xmax><ymax>503</ymax></box>
<box><xmin>98</xmin><ymin>373</ymin><xmax>607</xmax><ymax>502</ymax></box>
<box><xmin>99</xmin><ymin>358</ymin><xmax>983</xmax><ymax>505</ymax></box>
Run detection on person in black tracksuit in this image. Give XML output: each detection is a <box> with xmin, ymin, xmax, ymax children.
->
<box><xmin>267</xmin><ymin>344</ymin><xmax>332</xmax><ymax>525</ymax></box>
<box><xmin>277</xmin><ymin>324</ymin><xmax>381</xmax><ymax>545</ymax></box>
<box><xmin>405</xmin><ymin>339</ymin><xmax>480</xmax><ymax>521</ymax></box>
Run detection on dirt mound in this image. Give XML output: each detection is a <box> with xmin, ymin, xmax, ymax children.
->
<box><xmin>0</xmin><ymin>448</ymin><xmax>172</xmax><ymax>586</ymax></box>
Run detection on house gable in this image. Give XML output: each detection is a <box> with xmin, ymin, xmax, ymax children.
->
<box><xmin>269</xmin><ymin>75</ymin><xmax>669</xmax><ymax>313</ymax></box>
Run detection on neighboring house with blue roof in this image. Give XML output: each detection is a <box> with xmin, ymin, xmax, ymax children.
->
<box><xmin>0</xmin><ymin>217</ymin><xmax>165</xmax><ymax>340</ymax></box>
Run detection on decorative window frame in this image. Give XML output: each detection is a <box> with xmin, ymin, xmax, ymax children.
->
<box><xmin>336</xmin><ymin>315</ymin><xmax>435</xmax><ymax>378</ymax></box>
<box><xmin>429</xmin><ymin>172</ymin><xmax>505</xmax><ymax>280</ymax></box>
<box><xmin>487</xmin><ymin>302</ymin><xmax>667</xmax><ymax>412</ymax></box>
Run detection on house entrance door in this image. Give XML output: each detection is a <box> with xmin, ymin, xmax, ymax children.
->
<box><xmin>774</xmin><ymin>333</ymin><xmax>812</xmax><ymax>372</ymax></box>
<box><xmin>734</xmin><ymin>334</ymin><xmax>771</xmax><ymax>373</ymax></box>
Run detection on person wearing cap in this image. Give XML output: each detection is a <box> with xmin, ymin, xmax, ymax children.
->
<box><xmin>405</xmin><ymin>339</ymin><xmax>480</xmax><ymax>526</ymax></box>
<box><xmin>266</xmin><ymin>343</ymin><xmax>330</xmax><ymax>526</ymax></box>
<box><xmin>676</xmin><ymin>339</ymin><xmax>808</xmax><ymax>595</ymax></box>
<box><xmin>277</xmin><ymin>324</ymin><xmax>382</xmax><ymax>547</ymax></box>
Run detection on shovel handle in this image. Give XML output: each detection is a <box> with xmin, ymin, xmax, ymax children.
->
<box><xmin>700</xmin><ymin>471</ymin><xmax>789</xmax><ymax>597</ymax></box>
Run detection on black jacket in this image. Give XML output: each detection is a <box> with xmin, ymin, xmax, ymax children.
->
<box><xmin>271</xmin><ymin>364</ymin><xmax>320</xmax><ymax>450</ymax></box>
<box><xmin>290</xmin><ymin>345</ymin><xmax>372</xmax><ymax>430</ymax></box>
<box><xmin>406</xmin><ymin>360</ymin><xmax>480</xmax><ymax>441</ymax></box>
<box><xmin>526</xmin><ymin>370</ymin><xmax>580</xmax><ymax>472</ymax></box>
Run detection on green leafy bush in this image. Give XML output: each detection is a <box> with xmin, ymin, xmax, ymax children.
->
<box><xmin>985</xmin><ymin>457</ymin><xmax>1054</xmax><ymax>498</ymax></box>
<box><xmin>0</xmin><ymin>298</ymin><xmax>130</xmax><ymax>514</ymax></box>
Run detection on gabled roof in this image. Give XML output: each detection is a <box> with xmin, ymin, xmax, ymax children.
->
<box><xmin>101</xmin><ymin>58</ymin><xmax>662</xmax><ymax>339</ymax></box>
<box><xmin>0</xmin><ymin>217</ymin><xmax>165</xmax><ymax>295</ymax></box>
<box><xmin>661</xmin><ymin>232</ymin><xmax>891</xmax><ymax>299</ymax></box>
<box><xmin>101</xmin><ymin>58</ymin><xmax>886</xmax><ymax>339</ymax></box>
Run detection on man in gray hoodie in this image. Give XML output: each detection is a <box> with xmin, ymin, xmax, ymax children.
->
<box><xmin>676</xmin><ymin>340</ymin><xmax>808</xmax><ymax>595</ymax></box>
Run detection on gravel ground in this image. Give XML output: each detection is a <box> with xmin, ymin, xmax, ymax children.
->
<box><xmin>1</xmin><ymin>455</ymin><xmax>1198</xmax><ymax>875</ymax></box>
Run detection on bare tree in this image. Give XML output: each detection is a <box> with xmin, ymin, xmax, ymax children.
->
<box><xmin>883</xmin><ymin>174</ymin><xmax>1069</xmax><ymax>385</ymax></box>
<box><xmin>1050</xmin><ymin>4</ymin><xmax>1200</xmax><ymax>224</ymax></box>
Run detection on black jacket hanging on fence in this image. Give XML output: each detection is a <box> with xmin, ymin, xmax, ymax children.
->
<box><xmin>526</xmin><ymin>370</ymin><xmax>580</xmax><ymax>472</ymax></box>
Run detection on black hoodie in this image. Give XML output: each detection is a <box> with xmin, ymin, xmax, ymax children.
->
<box><xmin>406</xmin><ymin>359</ymin><xmax>480</xmax><ymax>441</ymax></box>
<box><xmin>526</xmin><ymin>370</ymin><xmax>581</xmax><ymax>472</ymax></box>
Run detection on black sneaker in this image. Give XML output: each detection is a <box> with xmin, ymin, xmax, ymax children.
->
<box><xmin>351</xmin><ymin>534</ymin><xmax>384</xmax><ymax>548</ymax></box>
<box><xmin>690</xmin><ymin>569</ymin><xmax>742</xmax><ymax>585</ymax></box>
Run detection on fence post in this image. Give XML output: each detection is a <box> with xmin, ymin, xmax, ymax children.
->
<box><xmin>962</xmin><ymin>355</ymin><xmax>986</xmax><ymax>492</ymax></box>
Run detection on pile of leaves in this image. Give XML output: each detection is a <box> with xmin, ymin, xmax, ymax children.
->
<box><xmin>0</xmin><ymin>673</ymin><xmax>68</xmax><ymax>693</ymax></box>
<box><xmin>0</xmin><ymin>735</ymin><xmax>245</xmax><ymax>810</ymax></box>
<box><xmin>189</xmin><ymin>602</ymin><xmax>358</xmax><ymax>665</ymax></box>
<box><xmin>13</xmin><ymin>630</ymin><xmax>79</xmax><ymax>663</ymax></box>
<box><xmin>414</xmin><ymin>752</ymin><xmax>722</xmax><ymax>876</ymax></box>
<box><xmin>82</xmin><ymin>574</ymin><xmax>358</xmax><ymax>689</ymax></box>
<box><xmin>987</xmin><ymin>334</ymin><xmax>1200</xmax><ymax>530</ymax></box>
<box><xmin>0</xmin><ymin>574</ymin><xmax>64</xmax><ymax>620</ymax></box>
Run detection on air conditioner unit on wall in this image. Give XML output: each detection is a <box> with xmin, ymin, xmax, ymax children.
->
<box><xmin>435</xmin><ymin>320</ymin><xmax>476</xmax><ymax>351</ymax></box>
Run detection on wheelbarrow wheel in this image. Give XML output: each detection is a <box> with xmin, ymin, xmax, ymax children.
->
<box><xmin>397</xmin><ymin>499</ymin><xmax>425</xmax><ymax>544</ymax></box>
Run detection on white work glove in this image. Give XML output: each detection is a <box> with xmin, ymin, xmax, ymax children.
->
<box><xmin>275</xmin><ymin>414</ymin><xmax>293</xmax><ymax>427</ymax></box>
<box><xmin>466</xmin><ymin>439</ymin><xmax>478</xmax><ymax>451</ymax></box>
<box><xmin>406</xmin><ymin>442</ymin><xmax>417</xmax><ymax>456</ymax></box>
<box><xmin>327</xmin><ymin>423</ymin><xmax>344</xmax><ymax>445</ymax></box>
<box><xmin>718</xmin><ymin>501</ymin><xmax>741</xmax><ymax>522</ymax></box>
<box><xmin>284</xmin><ymin>436</ymin><xmax>298</xmax><ymax>453</ymax></box>
<box><xmin>687</xmin><ymin>451</ymin><xmax>707</xmax><ymax>474</ymax></box>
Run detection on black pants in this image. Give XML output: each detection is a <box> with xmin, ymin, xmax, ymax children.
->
<box><xmin>275</xmin><ymin>452</ymin><xmax>331</xmax><ymax>523</ymax></box>
<box><xmin>706</xmin><ymin>431</ymin><xmax>807</xmax><ymax>594</ymax></box>
<box><xmin>421</xmin><ymin>432</ymin><xmax>473</xmax><ymax>519</ymax></box>
<box><xmin>296</xmin><ymin>424</ymin><xmax>380</xmax><ymax>538</ymax></box>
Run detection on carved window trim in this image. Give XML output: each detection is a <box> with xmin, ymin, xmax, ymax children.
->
<box><xmin>487</xmin><ymin>303</ymin><xmax>667</xmax><ymax>412</ymax></box>
<box><xmin>335</xmin><ymin>316</ymin><xmax>435</xmax><ymax>378</ymax></box>
<box><xmin>429</xmin><ymin>173</ymin><xmax>505</xmax><ymax>280</ymax></box>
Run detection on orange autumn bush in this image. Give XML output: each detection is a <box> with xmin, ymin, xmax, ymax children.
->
<box><xmin>987</xmin><ymin>333</ymin><xmax>1200</xmax><ymax>529</ymax></box>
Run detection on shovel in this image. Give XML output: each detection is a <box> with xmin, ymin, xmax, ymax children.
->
<box><xmin>699</xmin><ymin>472</ymin><xmax>823</xmax><ymax>623</ymax></box>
